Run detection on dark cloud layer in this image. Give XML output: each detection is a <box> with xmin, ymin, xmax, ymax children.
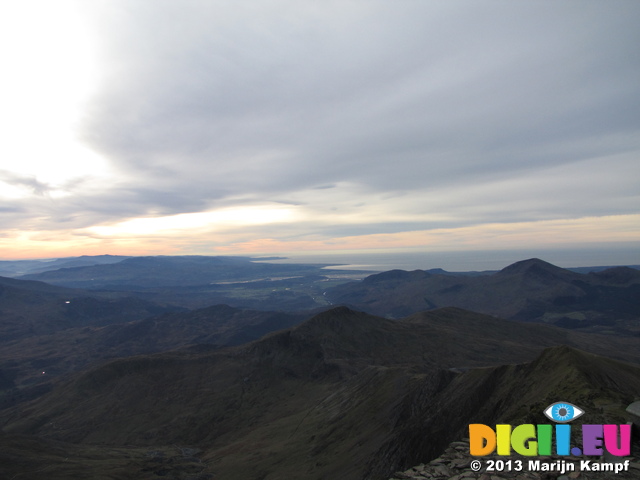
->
<box><xmin>2</xmin><ymin>0</ymin><xmax>639</xmax><ymax>254</ymax></box>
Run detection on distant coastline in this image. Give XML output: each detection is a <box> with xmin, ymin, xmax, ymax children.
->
<box><xmin>260</xmin><ymin>247</ymin><xmax>640</xmax><ymax>273</ymax></box>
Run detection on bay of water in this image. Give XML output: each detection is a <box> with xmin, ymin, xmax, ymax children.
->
<box><xmin>260</xmin><ymin>246</ymin><xmax>640</xmax><ymax>273</ymax></box>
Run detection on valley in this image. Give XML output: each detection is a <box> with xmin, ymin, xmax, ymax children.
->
<box><xmin>0</xmin><ymin>255</ymin><xmax>638</xmax><ymax>479</ymax></box>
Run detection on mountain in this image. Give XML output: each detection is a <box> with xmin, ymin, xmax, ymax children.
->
<box><xmin>382</xmin><ymin>344</ymin><xmax>640</xmax><ymax>480</ymax></box>
<box><xmin>326</xmin><ymin>258</ymin><xmax>640</xmax><ymax>335</ymax></box>
<box><xmin>0</xmin><ymin>275</ymin><xmax>187</xmax><ymax>408</ymax></box>
<box><xmin>0</xmin><ymin>304</ymin><xmax>309</xmax><ymax>401</ymax></box>
<box><xmin>17</xmin><ymin>255</ymin><xmax>351</xmax><ymax>289</ymax></box>
<box><xmin>12</xmin><ymin>255</ymin><xmax>370</xmax><ymax>311</ymax></box>
<box><xmin>0</xmin><ymin>276</ymin><xmax>179</xmax><ymax>341</ymax></box>
<box><xmin>13</xmin><ymin>255</ymin><xmax>640</xmax><ymax>317</ymax></box>
<box><xmin>366</xmin><ymin>344</ymin><xmax>640</xmax><ymax>479</ymax></box>
<box><xmin>590</xmin><ymin>265</ymin><xmax>640</xmax><ymax>284</ymax></box>
<box><xmin>2</xmin><ymin>306</ymin><xmax>638</xmax><ymax>480</ymax></box>
<box><xmin>0</xmin><ymin>255</ymin><xmax>131</xmax><ymax>277</ymax></box>
<box><xmin>94</xmin><ymin>304</ymin><xmax>309</xmax><ymax>350</ymax></box>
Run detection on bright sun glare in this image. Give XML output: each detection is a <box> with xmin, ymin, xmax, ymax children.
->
<box><xmin>0</xmin><ymin>1</ymin><xmax>107</xmax><ymax>196</ymax></box>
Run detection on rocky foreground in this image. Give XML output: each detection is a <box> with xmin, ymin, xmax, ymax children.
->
<box><xmin>389</xmin><ymin>438</ymin><xmax>640</xmax><ymax>480</ymax></box>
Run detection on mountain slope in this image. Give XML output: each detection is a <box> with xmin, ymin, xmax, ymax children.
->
<box><xmin>0</xmin><ymin>276</ymin><xmax>179</xmax><ymax>341</ymax></box>
<box><xmin>0</xmin><ymin>304</ymin><xmax>309</xmax><ymax>405</ymax></box>
<box><xmin>326</xmin><ymin>258</ymin><xmax>640</xmax><ymax>334</ymax></box>
<box><xmin>0</xmin><ymin>431</ymin><xmax>213</xmax><ymax>480</ymax></box>
<box><xmin>2</xmin><ymin>307</ymin><xmax>639</xmax><ymax>480</ymax></box>
<box><xmin>368</xmin><ymin>345</ymin><xmax>640</xmax><ymax>479</ymax></box>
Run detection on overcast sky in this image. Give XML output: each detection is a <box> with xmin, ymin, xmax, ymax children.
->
<box><xmin>1</xmin><ymin>0</ymin><xmax>639</xmax><ymax>261</ymax></box>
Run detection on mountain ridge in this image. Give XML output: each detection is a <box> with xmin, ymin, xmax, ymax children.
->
<box><xmin>2</xmin><ymin>306</ymin><xmax>638</xmax><ymax>480</ymax></box>
<box><xmin>15</xmin><ymin>255</ymin><xmax>345</xmax><ymax>289</ymax></box>
<box><xmin>326</xmin><ymin>258</ymin><xmax>640</xmax><ymax>335</ymax></box>
<box><xmin>1</xmin><ymin>256</ymin><xmax>639</xmax><ymax>479</ymax></box>
<box><xmin>0</xmin><ymin>303</ymin><xmax>310</xmax><ymax>402</ymax></box>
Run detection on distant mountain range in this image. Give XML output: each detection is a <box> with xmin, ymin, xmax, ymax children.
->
<box><xmin>326</xmin><ymin>258</ymin><xmax>640</xmax><ymax>335</ymax></box>
<box><xmin>0</xmin><ymin>254</ymin><xmax>131</xmax><ymax>277</ymax></box>
<box><xmin>3</xmin><ymin>254</ymin><xmax>637</xmax><ymax>282</ymax></box>
<box><xmin>13</xmin><ymin>255</ymin><xmax>347</xmax><ymax>289</ymax></box>
<box><xmin>4</xmin><ymin>255</ymin><xmax>369</xmax><ymax>311</ymax></box>
<box><xmin>2</xmin><ymin>306</ymin><xmax>638</xmax><ymax>480</ymax></box>
<box><xmin>1</xmin><ymin>255</ymin><xmax>638</xmax><ymax>479</ymax></box>
<box><xmin>3</xmin><ymin>255</ymin><xmax>639</xmax><ymax>327</ymax></box>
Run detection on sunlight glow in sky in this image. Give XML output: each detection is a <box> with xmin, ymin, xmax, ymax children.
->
<box><xmin>88</xmin><ymin>206</ymin><xmax>298</xmax><ymax>237</ymax></box>
<box><xmin>0</xmin><ymin>1</ymin><xmax>110</xmax><ymax>197</ymax></box>
<box><xmin>1</xmin><ymin>1</ymin><xmax>638</xmax><ymax>264</ymax></box>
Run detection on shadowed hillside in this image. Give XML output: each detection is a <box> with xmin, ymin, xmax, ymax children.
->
<box><xmin>0</xmin><ymin>276</ymin><xmax>180</xmax><ymax>341</ymax></box>
<box><xmin>2</xmin><ymin>307</ymin><xmax>639</xmax><ymax>480</ymax></box>
<box><xmin>0</xmin><ymin>304</ymin><xmax>310</xmax><ymax>405</ymax></box>
<box><xmin>366</xmin><ymin>345</ymin><xmax>640</xmax><ymax>479</ymax></box>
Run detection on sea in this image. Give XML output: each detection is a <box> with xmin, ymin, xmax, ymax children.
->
<box><xmin>257</xmin><ymin>246</ymin><xmax>640</xmax><ymax>273</ymax></box>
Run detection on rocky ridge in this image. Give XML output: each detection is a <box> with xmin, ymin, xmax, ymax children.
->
<box><xmin>389</xmin><ymin>438</ymin><xmax>640</xmax><ymax>480</ymax></box>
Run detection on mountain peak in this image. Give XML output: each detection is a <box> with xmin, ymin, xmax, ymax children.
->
<box><xmin>498</xmin><ymin>258</ymin><xmax>570</xmax><ymax>278</ymax></box>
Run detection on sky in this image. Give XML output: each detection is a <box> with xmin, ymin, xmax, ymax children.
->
<box><xmin>1</xmin><ymin>0</ymin><xmax>639</xmax><ymax>263</ymax></box>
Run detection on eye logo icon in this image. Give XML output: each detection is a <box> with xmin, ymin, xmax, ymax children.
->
<box><xmin>543</xmin><ymin>402</ymin><xmax>584</xmax><ymax>423</ymax></box>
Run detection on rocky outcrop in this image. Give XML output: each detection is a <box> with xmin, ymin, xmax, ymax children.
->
<box><xmin>389</xmin><ymin>438</ymin><xmax>640</xmax><ymax>480</ymax></box>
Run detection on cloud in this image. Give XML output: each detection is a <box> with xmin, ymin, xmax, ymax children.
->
<box><xmin>80</xmin><ymin>1</ymin><xmax>639</xmax><ymax>193</ymax></box>
<box><xmin>0</xmin><ymin>170</ymin><xmax>52</xmax><ymax>196</ymax></box>
<box><xmin>1</xmin><ymin>0</ymin><xmax>639</xmax><ymax>257</ymax></box>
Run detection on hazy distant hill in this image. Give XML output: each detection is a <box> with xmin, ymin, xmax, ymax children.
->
<box><xmin>326</xmin><ymin>258</ymin><xmax>640</xmax><ymax>335</ymax></box>
<box><xmin>0</xmin><ymin>255</ymin><xmax>131</xmax><ymax>277</ymax></box>
<box><xmin>17</xmin><ymin>255</ymin><xmax>347</xmax><ymax>289</ymax></box>
<box><xmin>12</xmin><ymin>255</ymin><xmax>366</xmax><ymax>311</ymax></box>
<box><xmin>12</xmin><ymin>255</ymin><xmax>640</xmax><ymax>317</ymax></box>
<box><xmin>2</xmin><ymin>306</ymin><xmax>638</xmax><ymax>480</ymax></box>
